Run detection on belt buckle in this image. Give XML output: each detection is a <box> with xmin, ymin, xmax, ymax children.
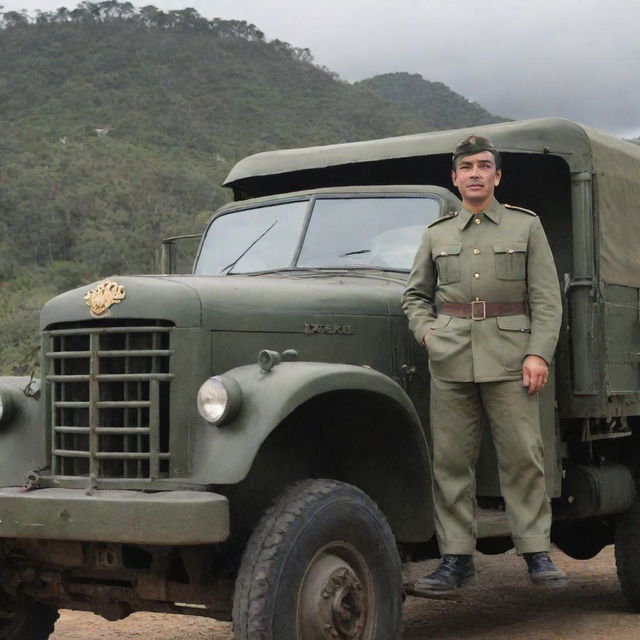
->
<box><xmin>471</xmin><ymin>300</ymin><xmax>486</xmax><ymax>320</ymax></box>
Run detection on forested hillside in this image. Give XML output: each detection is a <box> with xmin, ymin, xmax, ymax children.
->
<box><xmin>357</xmin><ymin>73</ymin><xmax>508</xmax><ymax>130</ymax></box>
<box><xmin>0</xmin><ymin>1</ymin><xmax>506</xmax><ymax>373</ymax></box>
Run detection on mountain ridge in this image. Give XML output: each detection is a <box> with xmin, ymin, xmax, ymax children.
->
<box><xmin>356</xmin><ymin>72</ymin><xmax>509</xmax><ymax>131</ymax></box>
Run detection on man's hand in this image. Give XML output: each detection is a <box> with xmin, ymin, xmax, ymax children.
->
<box><xmin>522</xmin><ymin>355</ymin><xmax>549</xmax><ymax>395</ymax></box>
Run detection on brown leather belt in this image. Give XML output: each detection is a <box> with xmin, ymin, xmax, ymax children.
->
<box><xmin>439</xmin><ymin>301</ymin><xmax>527</xmax><ymax>320</ymax></box>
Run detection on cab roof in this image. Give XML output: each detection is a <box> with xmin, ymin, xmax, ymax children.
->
<box><xmin>214</xmin><ymin>184</ymin><xmax>461</xmax><ymax>215</ymax></box>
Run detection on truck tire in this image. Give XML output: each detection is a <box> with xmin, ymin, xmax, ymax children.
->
<box><xmin>232</xmin><ymin>479</ymin><xmax>403</xmax><ymax>640</ymax></box>
<box><xmin>615</xmin><ymin>498</ymin><xmax>640</xmax><ymax>610</ymax></box>
<box><xmin>0</xmin><ymin>594</ymin><xmax>59</xmax><ymax>640</ymax></box>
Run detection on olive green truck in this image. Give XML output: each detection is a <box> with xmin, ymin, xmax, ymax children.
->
<box><xmin>1</xmin><ymin>118</ymin><xmax>640</xmax><ymax>639</ymax></box>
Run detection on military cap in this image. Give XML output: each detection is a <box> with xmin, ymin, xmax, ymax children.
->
<box><xmin>452</xmin><ymin>134</ymin><xmax>496</xmax><ymax>162</ymax></box>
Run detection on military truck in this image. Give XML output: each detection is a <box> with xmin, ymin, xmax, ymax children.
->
<box><xmin>1</xmin><ymin>118</ymin><xmax>640</xmax><ymax>639</ymax></box>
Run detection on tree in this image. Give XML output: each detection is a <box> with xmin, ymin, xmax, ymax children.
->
<box><xmin>1</xmin><ymin>10</ymin><xmax>29</xmax><ymax>27</ymax></box>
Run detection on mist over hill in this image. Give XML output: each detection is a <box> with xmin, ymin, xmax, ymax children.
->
<box><xmin>0</xmin><ymin>2</ymin><xmax>506</xmax><ymax>372</ymax></box>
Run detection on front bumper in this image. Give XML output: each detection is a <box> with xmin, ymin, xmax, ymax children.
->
<box><xmin>0</xmin><ymin>487</ymin><xmax>229</xmax><ymax>545</ymax></box>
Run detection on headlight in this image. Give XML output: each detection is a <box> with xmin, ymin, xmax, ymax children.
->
<box><xmin>197</xmin><ymin>376</ymin><xmax>242</xmax><ymax>426</ymax></box>
<box><xmin>0</xmin><ymin>384</ymin><xmax>16</xmax><ymax>426</ymax></box>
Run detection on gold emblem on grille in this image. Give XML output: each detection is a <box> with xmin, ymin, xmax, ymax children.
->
<box><xmin>84</xmin><ymin>281</ymin><xmax>126</xmax><ymax>316</ymax></box>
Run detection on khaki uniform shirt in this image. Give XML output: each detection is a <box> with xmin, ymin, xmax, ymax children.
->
<box><xmin>402</xmin><ymin>198</ymin><xmax>562</xmax><ymax>382</ymax></box>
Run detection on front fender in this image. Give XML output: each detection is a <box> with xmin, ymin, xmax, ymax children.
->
<box><xmin>190</xmin><ymin>362</ymin><xmax>428</xmax><ymax>484</ymax></box>
<box><xmin>0</xmin><ymin>377</ymin><xmax>47</xmax><ymax>486</ymax></box>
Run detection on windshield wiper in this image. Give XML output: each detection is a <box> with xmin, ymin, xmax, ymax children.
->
<box><xmin>220</xmin><ymin>221</ymin><xmax>278</xmax><ymax>274</ymax></box>
<box><xmin>247</xmin><ymin>267</ymin><xmax>327</xmax><ymax>276</ymax></box>
<box><xmin>340</xmin><ymin>249</ymin><xmax>371</xmax><ymax>257</ymax></box>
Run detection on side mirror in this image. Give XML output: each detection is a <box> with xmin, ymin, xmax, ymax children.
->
<box><xmin>159</xmin><ymin>234</ymin><xmax>202</xmax><ymax>274</ymax></box>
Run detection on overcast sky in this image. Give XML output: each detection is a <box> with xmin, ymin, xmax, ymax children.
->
<box><xmin>3</xmin><ymin>0</ymin><xmax>639</xmax><ymax>138</ymax></box>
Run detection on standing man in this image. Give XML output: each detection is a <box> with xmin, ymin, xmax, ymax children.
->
<box><xmin>402</xmin><ymin>135</ymin><xmax>565</xmax><ymax>592</ymax></box>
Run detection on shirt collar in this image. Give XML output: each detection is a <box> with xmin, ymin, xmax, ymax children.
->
<box><xmin>457</xmin><ymin>197</ymin><xmax>502</xmax><ymax>230</ymax></box>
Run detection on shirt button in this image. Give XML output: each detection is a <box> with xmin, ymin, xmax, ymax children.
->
<box><xmin>474</xmin><ymin>273</ymin><xmax>480</xmax><ymax>279</ymax></box>
<box><xmin>473</xmin><ymin>248</ymin><xmax>480</xmax><ymax>255</ymax></box>
<box><xmin>474</xmin><ymin>218</ymin><xmax>481</xmax><ymax>224</ymax></box>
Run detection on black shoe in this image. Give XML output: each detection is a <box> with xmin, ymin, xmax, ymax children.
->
<box><xmin>524</xmin><ymin>552</ymin><xmax>568</xmax><ymax>587</ymax></box>
<box><xmin>413</xmin><ymin>554</ymin><xmax>476</xmax><ymax>594</ymax></box>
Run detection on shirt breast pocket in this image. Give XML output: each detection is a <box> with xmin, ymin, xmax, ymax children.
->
<box><xmin>493</xmin><ymin>241</ymin><xmax>527</xmax><ymax>280</ymax></box>
<box><xmin>432</xmin><ymin>244</ymin><xmax>462</xmax><ymax>284</ymax></box>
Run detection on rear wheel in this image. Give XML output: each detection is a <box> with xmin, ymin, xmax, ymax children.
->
<box><xmin>615</xmin><ymin>498</ymin><xmax>640</xmax><ymax>610</ymax></box>
<box><xmin>0</xmin><ymin>592</ymin><xmax>58</xmax><ymax>640</ymax></box>
<box><xmin>233</xmin><ymin>479</ymin><xmax>403</xmax><ymax>640</ymax></box>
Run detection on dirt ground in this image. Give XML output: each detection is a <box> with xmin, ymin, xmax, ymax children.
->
<box><xmin>51</xmin><ymin>545</ymin><xmax>639</xmax><ymax>640</ymax></box>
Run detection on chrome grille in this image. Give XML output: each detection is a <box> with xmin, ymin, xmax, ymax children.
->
<box><xmin>46</xmin><ymin>322</ymin><xmax>173</xmax><ymax>480</ymax></box>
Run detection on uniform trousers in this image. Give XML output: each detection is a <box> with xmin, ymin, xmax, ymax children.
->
<box><xmin>430</xmin><ymin>376</ymin><xmax>551</xmax><ymax>555</ymax></box>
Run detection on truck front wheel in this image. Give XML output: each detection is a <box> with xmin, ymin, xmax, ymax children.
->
<box><xmin>232</xmin><ymin>479</ymin><xmax>403</xmax><ymax>640</ymax></box>
<box><xmin>0</xmin><ymin>593</ymin><xmax>58</xmax><ymax>640</ymax></box>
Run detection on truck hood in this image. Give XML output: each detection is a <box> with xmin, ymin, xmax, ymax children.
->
<box><xmin>40</xmin><ymin>273</ymin><xmax>406</xmax><ymax>330</ymax></box>
<box><xmin>40</xmin><ymin>275</ymin><xmax>202</xmax><ymax>329</ymax></box>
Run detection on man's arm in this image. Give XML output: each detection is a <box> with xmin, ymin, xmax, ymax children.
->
<box><xmin>402</xmin><ymin>229</ymin><xmax>438</xmax><ymax>346</ymax></box>
<box><xmin>523</xmin><ymin>217</ymin><xmax>562</xmax><ymax>391</ymax></box>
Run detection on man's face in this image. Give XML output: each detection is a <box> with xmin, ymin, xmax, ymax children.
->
<box><xmin>451</xmin><ymin>151</ymin><xmax>501</xmax><ymax>209</ymax></box>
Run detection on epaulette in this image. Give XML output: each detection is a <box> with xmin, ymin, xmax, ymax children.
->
<box><xmin>504</xmin><ymin>203</ymin><xmax>537</xmax><ymax>217</ymax></box>
<box><xmin>427</xmin><ymin>211</ymin><xmax>458</xmax><ymax>228</ymax></box>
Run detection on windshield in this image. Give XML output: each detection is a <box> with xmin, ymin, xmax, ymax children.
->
<box><xmin>195</xmin><ymin>201</ymin><xmax>308</xmax><ymax>275</ymax></box>
<box><xmin>194</xmin><ymin>195</ymin><xmax>441</xmax><ymax>274</ymax></box>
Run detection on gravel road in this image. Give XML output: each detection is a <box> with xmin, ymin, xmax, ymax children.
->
<box><xmin>51</xmin><ymin>545</ymin><xmax>639</xmax><ymax>640</ymax></box>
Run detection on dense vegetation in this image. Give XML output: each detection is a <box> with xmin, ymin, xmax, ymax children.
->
<box><xmin>356</xmin><ymin>73</ymin><xmax>508</xmax><ymax>130</ymax></box>
<box><xmin>0</xmin><ymin>1</ymin><xmax>507</xmax><ymax>373</ymax></box>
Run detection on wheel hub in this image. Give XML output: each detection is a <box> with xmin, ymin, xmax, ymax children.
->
<box><xmin>298</xmin><ymin>550</ymin><xmax>370</xmax><ymax>639</ymax></box>
<box><xmin>326</xmin><ymin>567</ymin><xmax>364</xmax><ymax>637</ymax></box>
